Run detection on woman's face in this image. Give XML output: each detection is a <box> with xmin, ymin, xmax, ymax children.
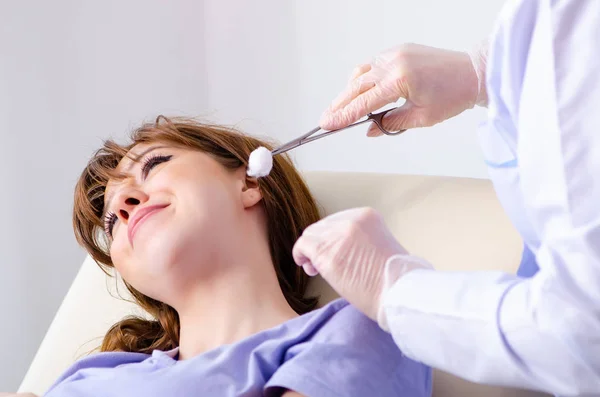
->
<box><xmin>103</xmin><ymin>142</ymin><xmax>261</xmax><ymax>303</ymax></box>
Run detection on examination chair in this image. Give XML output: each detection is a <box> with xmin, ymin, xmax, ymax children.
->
<box><xmin>19</xmin><ymin>171</ymin><xmax>549</xmax><ymax>397</ymax></box>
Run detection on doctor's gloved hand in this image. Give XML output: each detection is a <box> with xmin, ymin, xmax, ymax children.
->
<box><xmin>292</xmin><ymin>208</ymin><xmax>433</xmax><ymax>328</ymax></box>
<box><xmin>320</xmin><ymin>42</ymin><xmax>489</xmax><ymax>136</ymax></box>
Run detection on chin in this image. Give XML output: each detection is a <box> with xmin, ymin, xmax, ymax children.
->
<box><xmin>125</xmin><ymin>247</ymin><xmax>186</xmax><ymax>304</ymax></box>
<box><xmin>137</xmin><ymin>230</ymin><xmax>211</xmax><ymax>276</ymax></box>
<box><xmin>135</xmin><ymin>238</ymin><xmax>181</xmax><ymax>276</ymax></box>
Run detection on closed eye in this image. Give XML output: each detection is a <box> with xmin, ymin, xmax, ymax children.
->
<box><xmin>141</xmin><ymin>154</ymin><xmax>172</xmax><ymax>180</ymax></box>
<box><xmin>104</xmin><ymin>211</ymin><xmax>117</xmax><ymax>237</ymax></box>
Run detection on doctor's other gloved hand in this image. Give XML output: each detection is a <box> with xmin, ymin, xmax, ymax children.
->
<box><xmin>320</xmin><ymin>42</ymin><xmax>489</xmax><ymax>136</ymax></box>
<box><xmin>292</xmin><ymin>208</ymin><xmax>433</xmax><ymax>328</ymax></box>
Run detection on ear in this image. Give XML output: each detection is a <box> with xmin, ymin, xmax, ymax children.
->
<box><xmin>241</xmin><ymin>175</ymin><xmax>263</xmax><ymax>209</ymax></box>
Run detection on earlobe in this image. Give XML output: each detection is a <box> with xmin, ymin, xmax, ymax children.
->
<box><xmin>242</xmin><ymin>176</ymin><xmax>263</xmax><ymax>208</ymax></box>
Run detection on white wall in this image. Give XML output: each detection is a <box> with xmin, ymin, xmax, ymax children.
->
<box><xmin>202</xmin><ymin>0</ymin><xmax>504</xmax><ymax>177</ymax></box>
<box><xmin>0</xmin><ymin>1</ymin><xmax>207</xmax><ymax>391</ymax></box>
<box><xmin>0</xmin><ymin>0</ymin><xmax>504</xmax><ymax>392</ymax></box>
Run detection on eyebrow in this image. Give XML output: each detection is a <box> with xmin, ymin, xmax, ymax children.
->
<box><xmin>102</xmin><ymin>145</ymin><xmax>167</xmax><ymax>219</ymax></box>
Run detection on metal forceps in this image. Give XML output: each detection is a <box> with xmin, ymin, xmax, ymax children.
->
<box><xmin>271</xmin><ymin>107</ymin><xmax>407</xmax><ymax>156</ymax></box>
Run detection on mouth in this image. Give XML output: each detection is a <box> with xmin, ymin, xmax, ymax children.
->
<box><xmin>128</xmin><ymin>204</ymin><xmax>169</xmax><ymax>246</ymax></box>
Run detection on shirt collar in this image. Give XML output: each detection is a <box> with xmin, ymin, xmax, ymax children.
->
<box><xmin>151</xmin><ymin>347</ymin><xmax>179</xmax><ymax>360</ymax></box>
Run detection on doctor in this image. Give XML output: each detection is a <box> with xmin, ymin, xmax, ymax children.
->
<box><xmin>292</xmin><ymin>0</ymin><xmax>600</xmax><ymax>395</ymax></box>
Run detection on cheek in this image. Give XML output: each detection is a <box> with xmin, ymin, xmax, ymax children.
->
<box><xmin>109</xmin><ymin>241</ymin><xmax>160</xmax><ymax>299</ymax></box>
<box><xmin>108</xmin><ymin>233</ymin><xmax>142</xmax><ymax>287</ymax></box>
<box><xmin>108</xmin><ymin>209</ymin><xmax>192</xmax><ymax>293</ymax></box>
<box><xmin>109</xmin><ymin>239</ymin><xmax>129</xmax><ymax>276</ymax></box>
<box><xmin>182</xmin><ymin>177</ymin><xmax>241</xmax><ymax>221</ymax></box>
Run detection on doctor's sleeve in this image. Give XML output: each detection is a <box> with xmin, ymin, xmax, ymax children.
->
<box><xmin>380</xmin><ymin>1</ymin><xmax>600</xmax><ymax>395</ymax></box>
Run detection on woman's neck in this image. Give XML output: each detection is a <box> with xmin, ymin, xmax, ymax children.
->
<box><xmin>174</xmin><ymin>240</ymin><xmax>298</xmax><ymax>360</ymax></box>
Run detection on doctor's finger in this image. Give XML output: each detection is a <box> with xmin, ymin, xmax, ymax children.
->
<box><xmin>366</xmin><ymin>103</ymin><xmax>415</xmax><ymax>137</ymax></box>
<box><xmin>328</xmin><ymin>75</ymin><xmax>376</xmax><ymax>116</ymax></box>
<box><xmin>350</xmin><ymin>63</ymin><xmax>371</xmax><ymax>80</ymax></box>
<box><xmin>293</xmin><ymin>232</ymin><xmax>337</xmax><ymax>276</ymax></box>
<box><xmin>302</xmin><ymin>262</ymin><xmax>319</xmax><ymax>277</ymax></box>
<box><xmin>320</xmin><ymin>84</ymin><xmax>392</xmax><ymax>131</ymax></box>
<box><xmin>292</xmin><ymin>233</ymin><xmax>319</xmax><ymax>269</ymax></box>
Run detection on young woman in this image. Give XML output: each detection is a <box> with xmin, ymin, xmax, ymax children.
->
<box><xmin>15</xmin><ymin>116</ymin><xmax>431</xmax><ymax>397</ymax></box>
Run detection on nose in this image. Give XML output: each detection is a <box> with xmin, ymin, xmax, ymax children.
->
<box><xmin>115</xmin><ymin>188</ymin><xmax>149</xmax><ymax>224</ymax></box>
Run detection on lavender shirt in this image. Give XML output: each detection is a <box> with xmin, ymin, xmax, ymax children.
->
<box><xmin>45</xmin><ymin>299</ymin><xmax>431</xmax><ymax>396</ymax></box>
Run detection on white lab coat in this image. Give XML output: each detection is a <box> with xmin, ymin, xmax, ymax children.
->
<box><xmin>381</xmin><ymin>0</ymin><xmax>600</xmax><ymax>395</ymax></box>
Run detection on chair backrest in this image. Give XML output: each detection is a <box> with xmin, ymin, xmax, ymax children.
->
<box><xmin>19</xmin><ymin>171</ymin><xmax>548</xmax><ymax>397</ymax></box>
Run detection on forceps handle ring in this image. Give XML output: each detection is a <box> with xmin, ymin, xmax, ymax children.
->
<box><xmin>368</xmin><ymin>108</ymin><xmax>407</xmax><ymax>135</ymax></box>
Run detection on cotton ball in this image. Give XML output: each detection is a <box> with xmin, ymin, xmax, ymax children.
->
<box><xmin>246</xmin><ymin>146</ymin><xmax>273</xmax><ymax>178</ymax></box>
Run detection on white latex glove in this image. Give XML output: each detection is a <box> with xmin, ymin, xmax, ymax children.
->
<box><xmin>320</xmin><ymin>41</ymin><xmax>489</xmax><ymax>135</ymax></box>
<box><xmin>292</xmin><ymin>207</ymin><xmax>433</xmax><ymax>326</ymax></box>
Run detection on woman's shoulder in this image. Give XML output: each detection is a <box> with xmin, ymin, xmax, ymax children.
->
<box><xmin>301</xmin><ymin>297</ymin><xmax>393</xmax><ymax>345</ymax></box>
<box><xmin>62</xmin><ymin>350</ymin><xmax>150</xmax><ymax>372</ymax></box>
<box><xmin>46</xmin><ymin>350</ymin><xmax>150</xmax><ymax>393</ymax></box>
<box><xmin>265</xmin><ymin>298</ymin><xmax>433</xmax><ymax>396</ymax></box>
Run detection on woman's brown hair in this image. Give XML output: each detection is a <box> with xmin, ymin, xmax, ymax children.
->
<box><xmin>73</xmin><ymin>116</ymin><xmax>320</xmax><ymax>354</ymax></box>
